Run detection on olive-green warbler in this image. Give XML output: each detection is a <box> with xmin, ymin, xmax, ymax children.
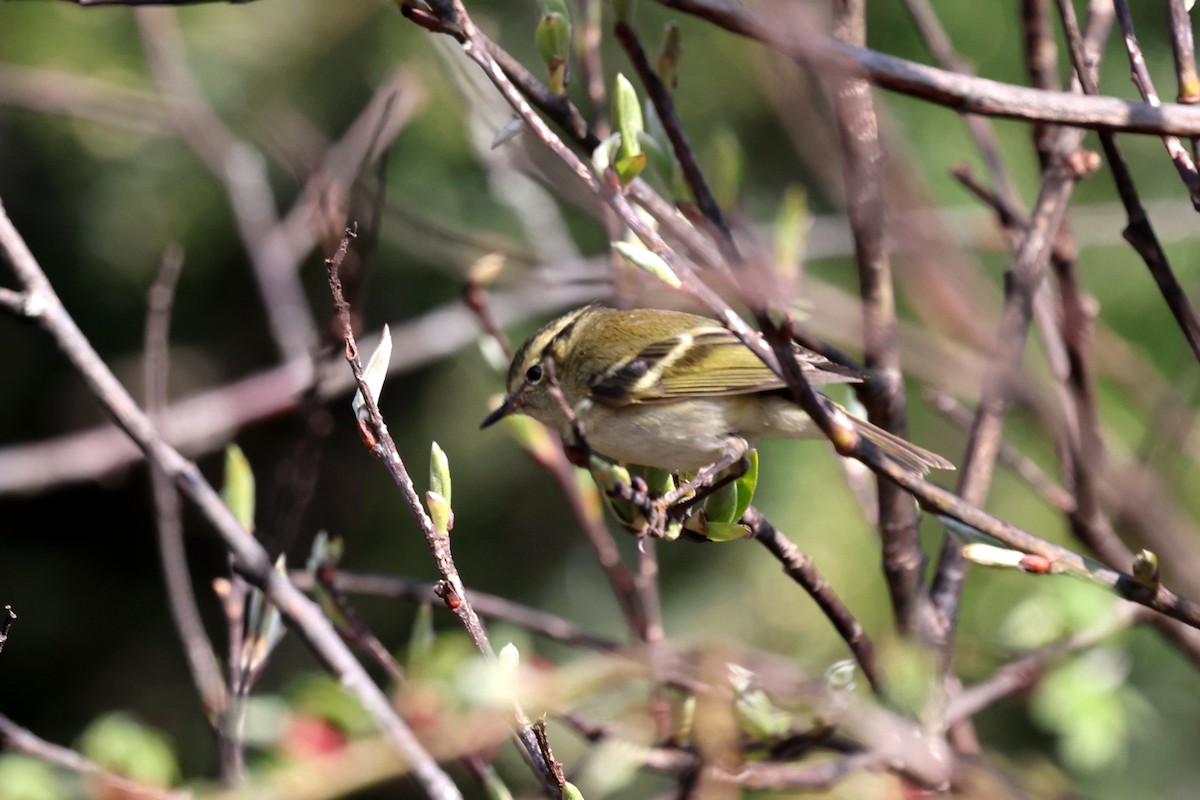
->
<box><xmin>481</xmin><ymin>305</ymin><xmax>953</xmax><ymax>475</ymax></box>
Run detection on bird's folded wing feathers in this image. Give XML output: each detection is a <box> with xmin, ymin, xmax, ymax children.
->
<box><xmin>590</xmin><ymin>325</ymin><xmax>860</xmax><ymax>404</ymax></box>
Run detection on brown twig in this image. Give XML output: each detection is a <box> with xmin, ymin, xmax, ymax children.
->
<box><xmin>613</xmin><ymin>21</ymin><xmax>736</xmax><ymax>250</ymax></box>
<box><xmin>1021</xmin><ymin>0</ymin><xmax>1062</xmax><ymax>165</ymax></box>
<box><xmin>323</xmin><ymin>226</ymin><xmax>558</xmax><ymax>796</ymax></box>
<box><xmin>831</xmin><ymin>0</ymin><xmax>925</xmax><ymax>639</ymax></box>
<box><xmin>142</xmin><ymin>244</ymin><xmax>233</xmax><ymax>773</ymax></box>
<box><xmin>0</xmin><ymin>713</ymin><xmax>183</xmax><ymax>800</ymax></box>
<box><xmin>1111</xmin><ymin>0</ymin><xmax>1200</xmax><ymax>209</ymax></box>
<box><xmin>1165</xmin><ymin>0</ymin><xmax>1200</xmax><ymax>104</ymax></box>
<box><xmin>653</xmin><ymin>0</ymin><xmax>1200</xmax><ymax>136</ymax></box>
<box><xmin>0</xmin><ymin>283</ymin><xmax>598</xmax><ymax>496</ymax></box>
<box><xmin>289</xmin><ymin>570</ymin><xmax>623</xmax><ymax>652</ymax></box>
<box><xmin>1056</xmin><ymin>0</ymin><xmax>1200</xmax><ymax>367</ymax></box>
<box><xmin>744</xmin><ymin>506</ymin><xmax>883</xmax><ymax>695</ymax></box>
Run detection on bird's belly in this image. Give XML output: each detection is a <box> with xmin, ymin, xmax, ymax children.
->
<box><xmin>580</xmin><ymin>399</ymin><xmax>749</xmax><ymax>473</ymax></box>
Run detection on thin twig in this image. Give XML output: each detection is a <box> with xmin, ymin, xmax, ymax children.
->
<box><xmin>323</xmin><ymin>227</ymin><xmax>558</xmax><ymax>797</ymax></box>
<box><xmin>613</xmin><ymin>21</ymin><xmax>735</xmax><ymax>250</ymax></box>
<box><xmin>1055</xmin><ymin>0</ymin><xmax>1200</xmax><ymax>366</ymax></box>
<box><xmin>289</xmin><ymin>570</ymin><xmax>622</xmax><ymax>652</ymax></box>
<box><xmin>0</xmin><ymin>713</ymin><xmax>184</xmax><ymax>800</ymax></box>
<box><xmin>1110</xmin><ymin>0</ymin><xmax>1200</xmax><ymax>209</ymax></box>
<box><xmin>744</xmin><ymin>506</ymin><xmax>883</xmax><ymax>695</ymax></box>
<box><xmin>142</xmin><ymin>244</ymin><xmax>233</xmax><ymax>773</ymax></box>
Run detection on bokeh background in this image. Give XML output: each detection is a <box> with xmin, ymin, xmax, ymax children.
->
<box><xmin>3</xmin><ymin>0</ymin><xmax>1200</xmax><ymax>797</ymax></box>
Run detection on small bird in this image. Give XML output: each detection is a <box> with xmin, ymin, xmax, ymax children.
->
<box><xmin>481</xmin><ymin>305</ymin><xmax>953</xmax><ymax>475</ymax></box>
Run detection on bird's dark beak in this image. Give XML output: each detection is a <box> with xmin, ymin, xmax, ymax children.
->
<box><xmin>480</xmin><ymin>396</ymin><xmax>517</xmax><ymax>429</ymax></box>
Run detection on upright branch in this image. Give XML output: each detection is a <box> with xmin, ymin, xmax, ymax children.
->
<box><xmin>323</xmin><ymin>228</ymin><xmax>560</xmax><ymax>797</ymax></box>
<box><xmin>613</xmin><ymin>19</ymin><xmax>736</xmax><ymax>251</ymax></box>
<box><xmin>744</xmin><ymin>506</ymin><xmax>883</xmax><ymax>694</ymax></box>
<box><xmin>928</xmin><ymin>128</ymin><xmax>1087</xmax><ymax>658</ymax></box>
<box><xmin>1110</xmin><ymin>0</ymin><xmax>1200</xmax><ymax>209</ymax></box>
<box><xmin>142</xmin><ymin>245</ymin><xmax>233</xmax><ymax>773</ymax></box>
<box><xmin>830</xmin><ymin>0</ymin><xmax>926</xmax><ymax>639</ymax></box>
<box><xmin>1053</xmin><ymin>0</ymin><xmax>1200</xmax><ymax>366</ymax></box>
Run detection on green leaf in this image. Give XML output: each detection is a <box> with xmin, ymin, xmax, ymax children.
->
<box><xmin>535</xmin><ymin>12</ymin><xmax>571</xmax><ymax>95</ymax></box>
<box><xmin>612</xmin><ymin>241</ymin><xmax>680</xmax><ymax>287</ymax></box>
<box><xmin>699</xmin><ymin>519</ymin><xmax>751</xmax><ymax>542</ymax></box>
<box><xmin>221</xmin><ymin>444</ymin><xmax>255</xmax><ymax>532</ymax></box>
<box><xmin>353</xmin><ymin>324</ymin><xmax>392</xmax><ymax>422</ymax></box>
<box><xmin>0</xmin><ymin>755</ymin><xmax>66</xmax><ymax>800</ymax></box>
<box><xmin>731</xmin><ymin>449</ymin><xmax>758</xmax><ymax>522</ymax></box>
<box><xmin>773</xmin><ymin>185</ymin><xmax>809</xmax><ymax>282</ymax></box>
<box><xmin>612</xmin><ymin>74</ymin><xmax>646</xmax><ymax>184</ymax></box>
<box><xmin>429</xmin><ymin>441</ymin><xmax>452</xmax><ymax>507</ymax></box>
<box><xmin>78</xmin><ymin>713</ymin><xmax>179</xmax><ymax>788</ymax></box>
<box><xmin>656</xmin><ymin>22</ymin><xmax>683</xmax><ymax>91</ymax></box>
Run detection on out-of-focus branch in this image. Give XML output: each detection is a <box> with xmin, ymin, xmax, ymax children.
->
<box><xmin>0</xmin><ymin>713</ymin><xmax>184</xmax><ymax>800</ymax></box>
<box><xmin>0</xmin><ymin>63</ymin><xmax>171</xmax><ymax>135</ymax></box>
<box><xmin>290</xmin><ymin>570</ymin><xmax>622</xmax><ymax>652</ymax></box>
<box><xmin>653</xmin><ymin>0</ymin><xmax>1200</xmax><ymax>136</ymax></box>
<box><xmin>831</xmin><ymin>0</ymin><xmax>925</xmax><ymax>639</ymax></box>
<box><xmin>135</xmin><ymin>8</ymin><xmax>320</xmax><ymax>367</ymax></box>
<box><xmin>0</xmin><ymin>283</ymin><xmax>598</xmax><ymax>496</ymax></box>
<box><xmin>143</xmin><ymin>245</ymin><xmax>232</xmax><ymax>769</ymax></box>
<box><xmin>928</xmin><ymin>129</ymin><xmax>1089</xmax><ymax>651</ymax></box>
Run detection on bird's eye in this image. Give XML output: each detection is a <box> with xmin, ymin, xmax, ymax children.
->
<box><xmin>525</xmin><ymin>364</ymin><xmax>544</xmax><ymax>384</ymax></box>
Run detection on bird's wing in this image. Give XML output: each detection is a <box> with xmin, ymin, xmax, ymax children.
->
<box><xmin>589</xmin><ymin>324</ymin><xmax>859</xmax><ymax>405</ymax></box>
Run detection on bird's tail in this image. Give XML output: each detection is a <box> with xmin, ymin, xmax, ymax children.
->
<box><xmin>849</xmin><ymin>413</ymin><xmax>955</xmax><ymax>476</ymax></box>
